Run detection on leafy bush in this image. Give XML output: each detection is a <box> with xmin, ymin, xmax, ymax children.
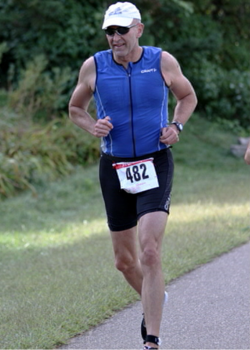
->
<box><xmin>0</xmin><ymin>111</ymin><xmax>100</xmax><ymax>198</ymax></box>
<box><xmin>0</xmin><ymin>42</ymin><xmax>7</xmax><ymax>62</ymax></box>
<box><xmin>216</xmin><ymin>70</ymin><xmax>250</xmax><ymax>129</ymax></box>
<box><xmin>0</xmin><ymin>0</ymin><xmax>106</xmax><ymax>86</ymax></box>
<box><xmin>8</xmin><ymin>55</ymin><xmax>72</xmax><ymax>121</ymax></box>
<box><xmin>189</xmin><ymin>60</ymin><xmax>250</xmax><ymax>129</ymax></box>
<box><xmin>144</xmin><ymin>0</ymin><xmax>250</xmax><ymax>129</ymax></box>
<box><xmin>1</xmin><ymin>0</ymin><xmax>249</xmax><ymax>127</ymax></box>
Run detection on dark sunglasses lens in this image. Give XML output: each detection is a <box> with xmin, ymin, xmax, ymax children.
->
<box><xmin>117</xmin><ymin>27</ymin><xmax>130</xmax><ymax>35</ymax></box>
<box><xmin>105</xmin><ymin>28</ymin><xmax>115</xmax><ymax>35</ymax></box>
<box><xmin>105</xmin><ymin>26</ymin><xmax>130</xmax><ymax>36</ymax></box>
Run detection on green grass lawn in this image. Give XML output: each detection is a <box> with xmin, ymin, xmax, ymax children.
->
<box><xmin>0</xmin><ymin>115</ymin><xmax>249</xmax><ymax>349</ymax></box>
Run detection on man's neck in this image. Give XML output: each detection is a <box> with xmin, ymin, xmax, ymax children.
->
<box><xmin>113</xmin><ymin>46</ymin><xmax>143</xmax><ymax>68</ymax></box>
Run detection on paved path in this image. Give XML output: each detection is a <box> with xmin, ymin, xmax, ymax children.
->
<box><xmin>60</xmin><ymin>242</ymin><xmax>250</xmax><ymax>349</ymax></box>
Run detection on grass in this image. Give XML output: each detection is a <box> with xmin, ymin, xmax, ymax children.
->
<box><xmin>0</xmin><ymin>115</ymin><xmax>250</xmax><ymax>349</ymax></box>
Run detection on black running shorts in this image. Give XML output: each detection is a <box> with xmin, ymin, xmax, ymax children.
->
<box><xmin>99</xmin><ymin>148</ymin><xmax>174</xmax><ymax>232</ymax></box>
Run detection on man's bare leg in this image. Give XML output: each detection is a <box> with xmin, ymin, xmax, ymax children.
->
<box><xmin>110</xmin><ymin>226</ymin><xmax>143</xmax><ymax>295</ymax></box>
<box><xmin>139</xmin><ymin>211</ymin><xmax>168</xmax><ymax>349</ymax></box>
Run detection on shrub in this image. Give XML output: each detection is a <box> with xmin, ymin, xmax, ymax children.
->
<box><xmin>0</xmin><ymin>112</ymin><xmax>100</xmax><ymax>198</ymax></box>
<box><xmin>8</xmin><ymin>55</ymin><xmax>72</xmax><ymax>121</ymax></box>
<box><xmin>190</xmin><ymin>61</ymin><xmax>250</xmax><ymax>129</ymax></box>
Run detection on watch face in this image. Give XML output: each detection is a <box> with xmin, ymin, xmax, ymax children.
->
<box><xmin>172</xmin><ymin>122</ymin><xmax>183</xmax><ymax>132</ymax></box>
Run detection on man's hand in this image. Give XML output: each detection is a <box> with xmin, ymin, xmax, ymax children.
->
<box><xmin>160</xmin><ymin>125</ymin><xmax>179</xmax><ymax>145</ymax></box>
<box><xmin>94</xmin><ymin>116</ymin><xmax>113</xmax><ymax>138</ymax></box>
<box><xmin>244</xmin><ymin>141</ymin><xmax>250</xmax><ymax>165</ymax></box>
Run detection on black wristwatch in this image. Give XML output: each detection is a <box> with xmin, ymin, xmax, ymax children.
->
<box><xmin>171</xmin><ymin>121</ymin><xmax>183</xmax><ymax>133</ymax></box>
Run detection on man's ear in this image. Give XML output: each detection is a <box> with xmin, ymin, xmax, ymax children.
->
<box><xmin>137</xmin><ymin>23</ymin><xmax>144</xmax><ymax>38</ymax></box>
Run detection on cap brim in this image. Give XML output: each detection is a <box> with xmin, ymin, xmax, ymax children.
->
<box><xmin>102</xmin><ymin>17</ymin><xmax>133</xmax><ymax>29</ymax></box>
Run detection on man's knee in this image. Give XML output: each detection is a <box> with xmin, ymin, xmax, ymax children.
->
<box><xmin>115</xmin><ymin>256</ymin><xmax>137</xmax><ymax>274</ymax></box>
<box><xmin>140</xmin><ymin>247</ymin><xmax>160</xmax><ymax>267</ymax></box>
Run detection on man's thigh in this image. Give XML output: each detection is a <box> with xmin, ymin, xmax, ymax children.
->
<box><xmin>137</xmin><ymin>148</ymin><xmax>174</xmax><ymax>219</ymax></box>
<box><xmin>99</xmin><ymin>154</ymin><xmax>137</xmax><ymax>231</ymax></box>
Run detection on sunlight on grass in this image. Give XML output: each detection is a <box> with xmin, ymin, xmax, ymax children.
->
<box><xmin>171</xmin><ymin>201</ymin><xmax>250</xmax><ymax>224</ymax></box>
<box><xmin>1</xmin><ymin>116</ymin><xmax>250</xmax><ymax>349</ymax></box>
<box><xmin>1</xmin><ymin>197</ymin><xmax>249</xmax><ymax>251</ymax></box>
<box><xmin>0</xmin><ymin>218</ymin><xmax>108</xmax><ymax>249</ymax></box>
<box><xmin>1</xmin><ymin>195</ymin><xmax>249</xmax><ymax>349</ymax></box>
<box><xmin>0</xmin><ymin>200</ymin><xmax>249</xmax><ymax>252</ymax></box>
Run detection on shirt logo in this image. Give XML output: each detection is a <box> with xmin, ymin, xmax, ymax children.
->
<box><xmin>141</xmin><ymin>68</ymin><xmax>157</xmax><ymax>73</ymax></box>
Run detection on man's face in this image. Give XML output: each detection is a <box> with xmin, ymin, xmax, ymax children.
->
<box><xmin>105</xmin><ymin>22</ymin><xmax>143</xmax><ymax>59</ymax></box>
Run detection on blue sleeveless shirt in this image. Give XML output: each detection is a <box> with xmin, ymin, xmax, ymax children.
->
<box><xmin>93</xmin><ymin>46</ymin><xmax>169</xmax><ymax>157</ymax></box>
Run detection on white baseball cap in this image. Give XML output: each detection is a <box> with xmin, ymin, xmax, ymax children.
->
<box><xmin>102</xmin><ymin>2</ymin><xmax>141</xmax><ymax>29</ymax></box>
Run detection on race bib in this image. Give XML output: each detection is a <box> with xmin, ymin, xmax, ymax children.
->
<box><xmin>112</xmin><ymin>158</ymin><xmax>159</xmax><ymax>194</ymax></box>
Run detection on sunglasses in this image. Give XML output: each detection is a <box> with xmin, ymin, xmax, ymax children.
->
<box><xmin>104</xmin><ymin>23</ymin><xmax>138</xmax><ymax>36</ymax></box>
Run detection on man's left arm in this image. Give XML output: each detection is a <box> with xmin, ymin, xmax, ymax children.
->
<box><xmin>160</xmin><ymin>51</ymin><xmax>198</xmax><ymax>145</ymax></box>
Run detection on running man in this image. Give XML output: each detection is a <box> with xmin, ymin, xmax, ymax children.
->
<box><xmin>69</xmin><ymin>2</ymin><xmax>197</xmax><ymax>349</ymax></box>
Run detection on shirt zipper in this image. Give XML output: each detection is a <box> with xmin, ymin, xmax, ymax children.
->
<box><xmin>126</xmin><ymin>62</ymin><xmax>136</xmax><ymax>157</ymax></box>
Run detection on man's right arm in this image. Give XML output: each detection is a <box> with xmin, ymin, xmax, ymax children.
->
<box><xmin>69</xmin><ymin>57</ymin><xmax>113</xmax><ymax>137</ymax></box>
<box><xmin>69</xmin><ymin>57</ymin><xmax>97</xmax><ymax>135</ymax></box>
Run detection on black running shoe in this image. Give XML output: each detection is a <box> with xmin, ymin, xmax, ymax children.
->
<box><xmin>141</xmin><ymin>314</ymin><xmax>147</xmax><ymax>340</ymax></box>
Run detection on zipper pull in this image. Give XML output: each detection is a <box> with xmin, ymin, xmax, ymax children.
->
<box><xmin>127</xmin><ymin>62</ymin><xmax>132</xmax><ymax>76</ymax></box>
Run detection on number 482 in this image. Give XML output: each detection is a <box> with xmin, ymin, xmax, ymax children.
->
<box><xmin>126</xmin><ymin>164</ymin><xmax>149</xmax><ymax>183</ymax></box>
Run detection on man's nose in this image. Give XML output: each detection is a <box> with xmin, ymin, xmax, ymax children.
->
<box><xmin>112</xmin><ymin>32</ymin><xmax>121</xmax><ymax>40</ymax></box>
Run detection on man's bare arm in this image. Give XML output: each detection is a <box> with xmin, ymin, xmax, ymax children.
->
<box><xmin>161</xmin><ymin>51</ymin><xmax>197</xmax><ymax>125</ymax></box>
<box><xmin>160</xmin><ymin>51</ymin><xmax>197</xmax><ymax>145</ymax></box>
<box><xmin>69</xmin><ymin>57</ymin><xmax>113</xmax><ymax>137</ymax></box>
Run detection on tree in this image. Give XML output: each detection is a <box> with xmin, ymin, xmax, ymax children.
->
<box><xmin>0</xmin><ymin>0</ymin><xmax>249</xmax><ymax>127</ymax></box>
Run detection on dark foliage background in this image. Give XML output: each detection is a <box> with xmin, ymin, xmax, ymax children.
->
<box><xmin>0</xmin><ymin>0</ymin><xmax>249</xmax><ymax>126</ymax></box>
<box><xmin>0</xmin><ymin>0</ymin><xmax>249</xmax><ymax>197</ymax></box>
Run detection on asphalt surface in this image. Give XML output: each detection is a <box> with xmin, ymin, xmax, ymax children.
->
<box><xmin>60</xmin><ymin>242</ymin><xmax>250</xmax><ymax>350</ymax></box>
